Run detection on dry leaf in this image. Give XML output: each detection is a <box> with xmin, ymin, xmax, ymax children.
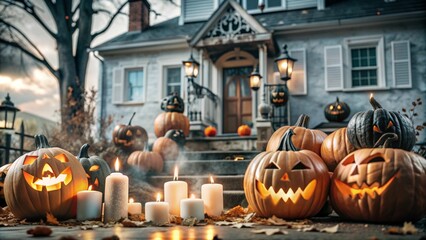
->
<box><xmin>300</xmin><ymin>226</ymin><xmax>318</xmax><ymax>232</ymax></box>
<box><xmin>121</xmin><ymin>219</ymin><xmax>145</xmax><ymax>228</ymax></box>
<box><xmin>231</xmin><ymin>223</ymin><xmax>255</xmax><ymax>229</ymax></box>
<box><xmin>169</xmin><ymin>215</ymin><xmax>182</xmax><ymax>224</ymax></box>
<box><xmin>401</xmin><ymin>222</ymin><xmax>418</xmax><ymax>234</ymax></box>
<box><xmin>27</xmin><ymin>226</ymin><xmax>53</xmax><ymax>237</ymax></box>
<box><xmin>266</xmin><ymin>216</ymin><xmax>288</xmax><ymax>226</ymax></box>
<box><xmin>225</xmin><ymin>205</ymin><xmax>246</xmax><ymax>217</ymax></box>
<box><xmin>243</xmin><ymin>212</ymin><xmax>256</xmax><ymax>222</ymax></box>
<box><xmin>46</xmin><ymin>212</ymin><xmax>60</xmax><ymax>225</ymax></box>
<box><xmin>182</xmin><ymin>217</ymin><xmax>197</xmax><ymax>227</ymax></box>
<box><xmin>215</xmin><ymin>221</ymin><xmax>236</xmax><ymax>226</ymax></box>
<box><xmin>320</xmin><ymin>224</ymin><xmax>339</xmax><ymax>233</ymax></box>
<box><xmin>252</xmin><ymin>228</ymin><xmax>288</xmax><ymax>236</ymax></box>
<box><xmin>129</xmin><ymin>213</ymin><xmax>145</xmax><ymax>222</ymax></box>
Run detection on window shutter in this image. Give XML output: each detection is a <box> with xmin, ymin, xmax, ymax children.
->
<box><xmin>112</xmin><ymin>68</ymin><xmax>124</xmax><ymax>104</ymax></box>
<box><xmin>287</xmin><ymin>49</ymin><xmax>307</xmax><ymax>95</ymax></box>
<box><xmin>324</xmin><ymin>45</ymin><xmax>343</xmax><ymax>91</ymax></box>
<box><xmin>392</xmin><ymin>41</ymin><xmax>412</xmax><ymax>88</ymax></box>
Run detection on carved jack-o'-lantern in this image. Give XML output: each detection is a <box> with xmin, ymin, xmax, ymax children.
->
<box><xmin>4</xmin><ymin>135</ymin><xmax>88</xmax><ymax>220</ymax></box>
<box><xmin>244</xmin><ymin>129</ymin><xmax>330</xmax><ymax>219</ymax></box>
<box><xmin>270</xmin><ymin>86</ymin><xmax>289</xmax><ymax>107</ymax></box>
<box><xmin>78</xmin><ymin>144</ymin><xmax>111</xmax><ymax>197</ymax></box>
<box><xmin>161</xmin><ymin>92</ymin><xmax>185</xmax><ymax>113</ymax></box>
<box><xmin>164</xmin><ymin>129</ymin><xmax>186</xmax><ymax>148</ymax></box>
<box><xmin>112</xmin><ymin>112</ymin><xmax>148</xmax><ymax>152</ymax></box>
<box><xmin>347</xmin><ymin>95</ymin><xmax>415</xmax><ymax>151</ymax></box>
<box><xmin>330</xmin><ymin>133</ymin><xmax>426</xmax><ymax>223</ymax></box>
<box><xmin>324</xmin><ymin>97</ymin><xmax>351</xmax><ymax>122</ymax></box>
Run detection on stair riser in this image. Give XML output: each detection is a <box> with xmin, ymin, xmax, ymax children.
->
<box><xmin>185</xmin><ymin>139</ymin><xmax>257</xmax><ymax>152</ymax></box>
<box><xmin>162</xmin><ymin>161</ymin><xmax>250</xmax><ymax>175</ymax></box>
<box><xmin>149</xmin><ymin>176</ymin><xmax>244</xmax><ymax>191</ymax></box>
<box><xmin>182</xmin><ymin>152</ymin><xmax>258</xmax><ymax>161</ymax></box>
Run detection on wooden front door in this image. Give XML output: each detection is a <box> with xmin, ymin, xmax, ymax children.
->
<box><xmin>223</xmin><ymin>67</ymin><xmax>253</xmax><ymax>133</ymax></box>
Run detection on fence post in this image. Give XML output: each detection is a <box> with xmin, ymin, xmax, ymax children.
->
<box><xmin>19</xmin><ymin>121</ymin><xmax>25</xmax><ymax>156</ymax></box>
<box><xmin>5</xmin><ymin>133</ymin><xmax>11</xmax><ymax>164</ymax></box>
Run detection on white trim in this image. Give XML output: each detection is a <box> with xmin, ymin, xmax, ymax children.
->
<box><xmin>96</xmin><ymin>38</ymin><xmax>188</xmax><ymax>54</ymax></box>
<box><xmin>392</xmin><ymin>40</ymin><xmax>412</xmax><ymax>88</ymax></box>
<box><xmin>121</xmin><ymin>66</ymin><xmax>148</xmax><ymax>104</ymax></box>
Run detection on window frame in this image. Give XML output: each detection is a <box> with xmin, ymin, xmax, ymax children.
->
<box><xmin>163</xmin><ymin>65</ymin><xmax>183</xmax><ymax>98</ymax></box>
<box><xmin>243</xmin><ymin>0</ymin><xmax>286</xmax><ymax>13</ymax></box>
<box><xmin>122</xmin><ymin>66</ymin><xmax>147</xmax><ymax>104</ymax></box>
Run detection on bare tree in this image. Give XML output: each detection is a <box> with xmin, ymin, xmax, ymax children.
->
<box><xmin>0</xmin><ymin>0</ymin><xmax>129</xmax><ymax>126</ymax></box>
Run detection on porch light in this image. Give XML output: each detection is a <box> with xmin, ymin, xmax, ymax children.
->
<box><xmin>0</xmin><ymin>93</ymin><xmax>20</xmax><ymax>130</ymax></box>
<box><xmin>249</xmin><ymin>66</ymin><xmax>262</xmax><ymax>91</ymax></box>
<box><xmin>274</xmin><ymin>44</ymin><xmax>297</xmax><ymax>81</ymax></box>
<box><xmin>182</xmin><ymin>53</ymin><xmax>200</xmax><ymax>79</ymax></box>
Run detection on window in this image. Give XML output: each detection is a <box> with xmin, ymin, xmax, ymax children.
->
<box><xmin>164</xmin><ymin>66</ymin><xmax>182</xmax><ymax>96</ymax></box>
<box><xmin>125</xmin><ymin>69</ymin><xmax>144</xmax><ymax>102</ymax></box>
<box><xmin>351</xmin><ymin>47</ymin><xmax>377</xmax><ymax>87</ymax></box>
<box><xmin>267</xmin><ymin>0</ymin><xmax>282</xmax><ymax>8</ymax></box>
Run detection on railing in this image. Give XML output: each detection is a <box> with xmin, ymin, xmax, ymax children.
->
<box><xmin>0</xmin><ymin>121</ymin><xmax>34</xmax><ymax>166</ymax></box>
<box><xmin>187</xmin><ymin>78</ymin><xmax>219</xmax><ymax>127</ymax></box>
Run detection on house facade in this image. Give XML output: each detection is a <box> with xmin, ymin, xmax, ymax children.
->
<box><xmin>95</xmin><ymin>0</ymin><xmax>426</xmax><ymax>143</ymax></box>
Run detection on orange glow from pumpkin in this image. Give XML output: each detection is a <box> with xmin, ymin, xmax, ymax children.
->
<box><xmin>256</xmin><ymin>179</ymin><xmax>317</xmax><ymax>205</ymax></box>
<box><xmin>173</xmin><ymin>166</ymin><xmax>179</xmax><ymax>181</ymax></box>
<box><xmin>210</xmin><ymin>175</ymin><xmax>214</xmax><ymax>184</ymax></box>
<box><xmin>114</xmin><ymin>158</ymin><xmax>120</xmax><ymax>172</ymax></box>
<box><xmin>334</xmin><ymin>174</ymin><xmax>397</xmax><ymax>199</ymax></box>
<box><xmin>156</xmin><ymin>193</ymin><xmax>161</xmax><ymax>202</ymax></box>
<box><xmin>23</xmin><ymin>164</ymin><xmax>72</xmax><ymax>191</ymax></box>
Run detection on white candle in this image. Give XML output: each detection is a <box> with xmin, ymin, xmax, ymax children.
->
<box><xmin>145</xmin><ymin>193</ymin><xmax>169</xmax><ymax>225</ymax></box>
<box><xmin>128</xmin><ymin>198</ymin><xmax>142</xmax><ymax>215</ymax></box>
<box><xmin>104</xmin><ymin>158</ymin><xmax>129</xmax><ymax>223</ymax></box>
<box><xmin>201</xmin><ymin>176</ymin><xmax>223</xmax><ymax>216</ymax></box>
<box><xmin>164</xmin><ymin>166</ymin><xmax>188</xmax><ymax>216</ymax></box>
<box><xmin>77</xmin><ymin>185</ymin><xmax>102</xmax><ymax>221</ymax></box>
<box><xmin>180</xmin><ymin>194</ymin><xmax>204</xmax><ymax>220</ymax></box>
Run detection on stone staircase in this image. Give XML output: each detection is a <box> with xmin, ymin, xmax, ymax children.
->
<box><xmin>147</xmin><ymin>136</ymin><xmax>259</xmax><ymax>209</ymax></box>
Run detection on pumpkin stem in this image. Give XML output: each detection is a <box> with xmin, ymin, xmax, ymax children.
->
<box><xmin>294</xmin><ymin>114</ymin><xmax>310</xmax><ymax>128</ymax></box>
<box><xmin>78</xmin><ymin>144</ymin><xmax>90</xmax><ymax>158</ymax></box>
<box><xmin>277</xmin><ymin>129</ymin><xmax>299</xmax><ymax>151</ymax></box>
<box><xmin>373</xmin><ymin>133</ymin><xmax>398</xmax><ymax>148</ymax></box>
<box><xmin>336</xmin><ymin>97</ymin><xmax>340</xmax><ymax>103</ymax></box>
<box><xmin>128</xmin><ymin>112</ymin><xmax>136</xmax><ymax>125</ymax></box>
<box><xmin>369</xmin><ymin>95</ymin><xmax>383</xmax><ymax>110</ymax></box>
<box><xmin>35</xmin><ymin>134</ymin><xmax>51</xmax><ymax>149</ymax></box>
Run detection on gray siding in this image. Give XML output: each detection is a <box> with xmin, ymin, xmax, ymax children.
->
<box><xmin>184</xmin><ymin>0</ymin><xmax>215</xmax><ymax>22</ymax></box>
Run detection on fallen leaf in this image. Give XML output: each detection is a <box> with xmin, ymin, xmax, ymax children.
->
<box><xmin>121</xmin><ymin>219</ymin><xmax>145</xmax><ymax>228</ymax></box>
<box><xmin>320</xmin><ymin>224</ymin><xmax>339</xmax><ymax>233</ymax></box>
<box><xmin>27</xmin><ymin>226</ymin><xmax>52</xmax><ymax>237</ymax></box>
<box><xmin>182</xmin><ymin>217</ymin><xmax>197</xmax><ymax>227</ymax></box>
<box><xmin>252</xmin><ymin>228</ymin><xmax>288</xmax><ymax>236</ymax></box>
<box><xmin>225</xmin><ymin>206</ymin><xmax>246</xmax><ymax>217</ymax></box>
<box><xmin>231</xmin><ymin>223</ymin><xmax>255</xmax><ymax>229</ymax></box>
<box><xmin>129</xmin><ymin>213</ymin><xmax>145</xmax><ymax>222</ymax></box>
<box><xmin>401</xmin><ymin>222</ymin><xmax>418</xmax><ymax>234</ymax></box>
<box><xmin>299</xmin><ymin>226</ymin><xmax>318</xmax><ymax>232</ymax></box>
<box><xmin>46</xmin><ymin>212</ymin><xmax>60</xmax><ymax>225</ymax></box>
<box><xmin>215</xmin><ymin>221</ymin><xmax>236</xmax><ymax>226</ymax></box>
<box><xmin>266</xmin><ymin>216</ymin><xmax>288</xmax><ymax>226</ymax></box>
<box><xmin>244</xmin><ymin>212</ymin><xmax>256</xmax><ymax>222</ymax></box>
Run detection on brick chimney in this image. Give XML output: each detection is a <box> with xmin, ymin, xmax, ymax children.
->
<box><xmin>128</xmin><ymin>0</ymin><xmax>150</xmax><ymax>32</ymax></box>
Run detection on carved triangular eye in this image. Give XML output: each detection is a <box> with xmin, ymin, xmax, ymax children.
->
<box><xmin>387</xmin><ymin>121</ymin><xmax>394</xmax><ymax>129</ymax></box>
<box><xmin>342</xmin><ymin>155</ymin><xmax>355</xmax><ymax>166</ymax></box>
<box><xmin>89</xmin><ymin>165</ymin><xmax>100</xmax><ymax>171</ymax></box>
<box><xmin>23</xmin><ymin>156</ymin><xmax>38</xmax><ymax>165</ymax></box>
<box><xmin>365</xmin><ymin>157</ymin><xmax>385</xmax><ymax>164</ymax></box>
<box><xmin>54</xmin><ymin>154</ymin><xmax>68</xmax><ymax>163</ymax></box>
<box><xmin>265</xmin><ymin>162</ymin><xmax>279</xmax><ymax>170</ymax></box>
<box><xmin>292</xmin><ymin>162</ymin><xmax>309</xmax><ymax>170</ymax></box>
<box><xmin>373</xmin><ymin>125</ymin><xmax>382</xmax><ymax>133</ymax></box>
<box><xmin>126</xmin><ymin>130</ymin><xmax>133</xmax><ymax>136</ymax></box>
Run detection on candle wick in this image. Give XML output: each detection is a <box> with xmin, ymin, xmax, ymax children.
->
<box><xmin>173</xmin><ymin>176</ymin><xmax>178</xmax><ymax>181</ymax></box>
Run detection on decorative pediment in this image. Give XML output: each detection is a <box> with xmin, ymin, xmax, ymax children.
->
<box><xmin>205</xmin><ymin>8</ymin><xmax>255</xmax><ymax>39</ymax></box>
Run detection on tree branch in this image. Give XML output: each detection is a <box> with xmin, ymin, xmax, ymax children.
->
<box><xmin>43</xmin><ymin>0</ymin><xmax>57</xmax><ymax>19</ymax></box>
<box><xmin>91</xmin><ymin>0</ymin><xmax>128</xmax><ymax>40</ymax></box>
<box><xmin>72</xmin><ymin>2</ymin><xmax>80</xmax><ymax>17</ymax></box>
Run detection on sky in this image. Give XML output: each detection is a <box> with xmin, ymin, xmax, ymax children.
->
<box><xmin>0</xmin><ymin>0</ymin><xmax>181</xmax><ymax>122</ymax></box>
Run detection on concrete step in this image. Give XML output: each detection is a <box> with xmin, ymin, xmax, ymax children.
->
<box><xmin>185</xmin><ymin>135</ymin><xmax>257</xmax><ymax>151</ymax></box>
<box><xmin>161</xmin><ymin>160</ymin><xmax>250</xmax><ymax>175</ymax></box>
<box><xmin>223</xmin><ymin>190</ymin><xmax>246</xmax><ymax>209</ymax></box>
<box><xmin>182</xmin><ymin>151</ymin><xmax>259</xmax><ymax>161</ymax></box>
<box><xmin>148</xmin><ymin>175</ymin><xmax>244</xmax><ymax>191</ymax></box>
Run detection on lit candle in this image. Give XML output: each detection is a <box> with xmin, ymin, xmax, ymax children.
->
<box><xmin>180</xmin><ymin>194</ymin><xmax>204</xmax><ymax>220</ymax></box>
<box><xmin>145</xmin><ymin>193</ymin><xmax>169</xmax><ymax>225</ymax></box>
<box><xmin>128</xmin><ymin>198</ymin><xmax>142</xmax><ymax>215</ymax></box>
<box><xmin>76</xmin><ymin>185</ymin><xmax>102</xmax><ymax>221</ymax></box>
<box><xmin>164</xmin><ymin>166</ymin><xmax>188</xmax><ymax>216</ymax></box>
<box><xmin>201</xmin><ymin>176</ymin><xmax>223</xmax><ymax>216</ymax></box>
<box><xmin>104</xmin><ymin>158</ymin><xmax>129</xmax><ymax>223</ymax></box>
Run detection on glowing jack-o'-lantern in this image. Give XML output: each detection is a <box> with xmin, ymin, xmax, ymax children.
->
<box><xmin>244</xmin><ymin>129</ymin><xmax>330</xmax><ymax>219</ymax></box>
<box><xmin>112</xmin><ymin>112</ymin><xmax>148</xmax><ymax>152</ymax></box>
<box><xmin>4</xmin><ymin>135</ymin><xmax>88</xmax><ymax>220</ymax></box>
<box><xmin>161</xmin><ymin>92</ymin><xmax>185</xmax><ymax>113</ymax></box>
<box><xmin>330</xmin><ymin>133</ymin><xmax>426</xmax><ymax>223</ymax></box>
<box><xmin>270</xmin><ymin>86</ymin><xmax>288</xmax><ymax>107</ymax></box>
<box><xmin>347</xmin><ymin>94</ymin><xmax>415</xmax><ymax>151</ymax></box>
<box><xmin>324</xmin><ymin>97</ymin><xmax>350</xmax><ymax>122</ymax></box>
<box><xmin>78</xmin><ymin>144</ymin><xmax>111</xmax><ymax>198</ymax></box>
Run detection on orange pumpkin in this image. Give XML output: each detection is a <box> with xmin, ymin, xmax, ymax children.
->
<box><xmin>127</xmin><ymin>148</ymin><xmax>163</xmax><ymax>173</ymax></box>
<box><xmin>152</xmin><ymin>137</ymin><xmax>180</xmax><ymax>161</ymax></box>
<box><xmin>266</xmin><ymin>114</ymin><xmax>327</xmax><ymax>155</ymax></box>
<box><xmin>204</xmin><ymin>126</ymin><xmax>217</xmax><ymax>137</ymax></box>
<box><xmin>4</xmin><ymin>135</ymin><xmax>88</xmax><ymax>220</ymax></box>
<box><xmin>244</xmin><ymin>129</ymin><xmax>330</xmax><ymax>219</ymax></box>
<box><xmin>320</xmin><ymin>128</ymin><xmax>355</xmax><ymax>171</ymax></box>
<box><xmin>154</xmin><ymin>112</ymin><xmax>190</xmax><ymax>138</ymax></box>
<box><xmin>237</xmin><ymin>125</ymin><xmax>251</xmax><ymax>136</ymax></box>
<box><xmin>330</xmin><ymin>133</ymin><xmax>426</xmax><ymax>223</ymax></box>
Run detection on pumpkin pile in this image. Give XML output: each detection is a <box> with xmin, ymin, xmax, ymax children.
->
<box><xmin>154</xmin><ymin>93</ymin><xmax>190</xmax><ymax>138</ymax></box>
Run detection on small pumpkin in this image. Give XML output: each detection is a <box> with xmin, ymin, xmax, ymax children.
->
<box><xmin>164</xmin><ymin>129</ymin><xmax>186</xmax><ymax>148</ymax></box>
<box><xmin>330</xmin><ymin>133</ymin><xmax>426</xmax><ymax>223</ymax></box>
<box><xmin>347</xmin><ymin>95</ymin><xmax>416</xmax><ymax>151</ymax></box>
<box><xmin>4</xmin><ymin>135</ymin><xmax>88</xmax><ymax>220</ymax></box>
<box><xmin>152</xmin><ymin>137</ymin><xmax>180</xmax><ymax>161</ymax></box>
<box><xmin>154</xmin><ymin>112</ymin><xmax>190</xmax><ymax>137</ymax></box>
<box><xmin>204</xmin><ymin>126</ymin><xmax>217</xmax><ymax>137</ymax></box>
<box><xmin>78</xmin><ymin>144</ymin><xmax>111</xmax><ymax>197</ymax></box>
<box><xmin>0</xmin><ymin>163</ymin><xmax>12</xmax><ymax>207</ymax></box>
<box><xmin>270</xmin><ymin>85</ymin><xmax>289</xmax><ymax>107</ymax></box>
<box><xmin>324</xmin><ymin>97</ymin><xmax>351</xmax><ymax>122</ymax></box>
<box><xmin>320</xmin><ymin>128</ymin><xmax>355</xmax><ymax>171</ymax></box>
<box><xmin>161</xmin><ymin>92</ymin><xmax>185</xmax><ymax>113</ymax></box>
<box><xmin>112</xmin><ymin>112</ymin><xmax>148</xmax><ymax>152</ymax></box>
<box><xmin>244</xmin><ymin>129</ymin><xmax>330</xmax><ymax>219</ymax></box>
<box><xmin>237</xmin><ymin>125</ymin><xmax>251</xmax><ymax>136</ymax></box>
<box><xmin>127</xmin><ymin>147</ymin><xmax>164</xmax><ymax>173</ymax></box>
<box><xmin>266</xmin><ymin>114</ymin><xmax>327</xmax><ymax>155</ymax></box>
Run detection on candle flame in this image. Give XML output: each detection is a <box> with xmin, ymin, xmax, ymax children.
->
<box><xmin>114</xmin><ymin>158</ymin><xmax>120</xmax><ymax>172</ymax></box>
<box><xmin>190</xmin><ymin>194</ymin><xmax>195</xmax><ymax>199</ymax></box>
<box><xmin>129</xmin><ymin>198</ymin><xmax>134</xmax><ymax>204</ymax></box>
<box><xmin>156</xmin><ymin>193</ymin><xmax>161</xmax><ymax>202</ymax></box>
<box><xmin>173</xmin><ymin>165</ymin><xmax>178</xmax><ymax>181</ymax></box>
<box><xmin>88</xmin><ymin>185</ymin><xmax>93</xmax><ymax>191</ymax></box>
<box><xmin>210</xmin><ymin>175</ymin><xmax>214</xmax><ymax>184</ymax></box>
<box><xmin>370</xmin><ymin>93</ymin><xmax>374</xmax><ymax>99</ymax></box>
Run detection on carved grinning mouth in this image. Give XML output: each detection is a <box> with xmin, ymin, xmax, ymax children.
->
<box><xmin>23</xmin><ymin>163</ymin><xmax>72</xmax><ymax>191</ymax></box>
<box><xmin>334</xmin><ymin>173</ymin><xmax>397</xmax><ymax>199</ymax></box>
<box><xmin>256</xmin><ymin>179</ymin><xmax>317</xmax><ymax>204</ymax></box>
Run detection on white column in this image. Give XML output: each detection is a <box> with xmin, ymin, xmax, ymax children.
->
<box><xmin>257</xmin><ymin>44</ymin><xmax>268</xmax><ymax>119</ymax></box>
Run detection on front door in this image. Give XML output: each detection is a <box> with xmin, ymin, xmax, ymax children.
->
<box><xmin>223</xmin><ymin>67</ymin><xmax>253</xmax><ymax>133</ymax></box>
